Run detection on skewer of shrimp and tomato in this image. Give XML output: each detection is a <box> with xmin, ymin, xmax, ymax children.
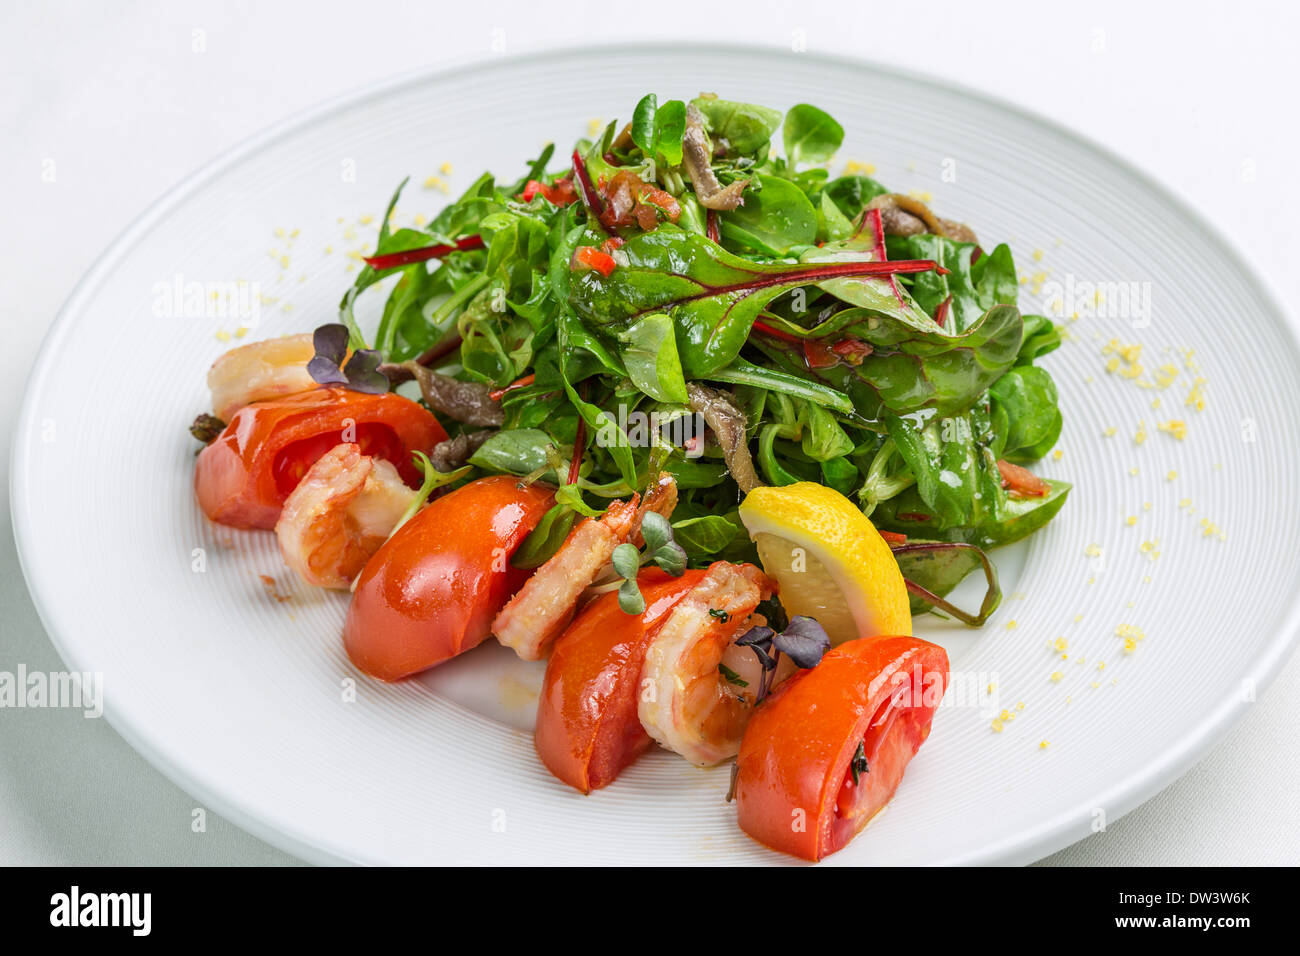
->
<box><xmin>191</xmin><ymin>332</ymin><xmax>949</xmax><ymax>862</ymax></box>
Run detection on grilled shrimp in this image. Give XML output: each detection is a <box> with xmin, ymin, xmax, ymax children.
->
<box><xmin>638</xmin><ymin>562</ymin><xmax>778</xmax><ymax>766</ymax></box>
<box><xmin>493</xmin><ymin>499</ymin><xmax>638</xmax><ymax>661</ymax></box>
<box><xmin>493</xmin><ymin>474</ymin><xmax>678</xmax><ymax>662</ymax></box>
<box><xmin>630</xmin><ymin>471</ymin><xmax>678</xmax><ymax>547</ymax></box>
<box><xmin>274</xmin><ymin>443</ymin><xmax>417</xmax><ymax>589</ymax></box>
<box><xmin>208</xmin><ymin>332</ymin><xmax>317</xmax><ymax>421</ymax></box>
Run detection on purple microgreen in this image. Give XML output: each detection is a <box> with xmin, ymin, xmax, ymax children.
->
<box><xmin>734</xmin><ymin>616</ymin><xmax>831</xmax><ymax>704</ymax></box>
<box><xmin>341</xmin><ymin>348</ymin><xmax>390</xmax><ymax>394</ymax></box>
<box><xmin>308</xmin><ymin>322</ymin><xmax>351</xmax><ymax>385</ymax></box>
<box><xmin>313</xmin><ymin>323</ymin><xmax>349</xmax><ymax>365</ymax></box>
<box><xmin>306</xmin><ymin>356</ymin><xmax>348</xmax><ymax>385</ymax></box>
<box><xmin>772</xmin><ymin>616</ymin><xmax>831</xmax><ymax>669</ymax></box>
<box><xmin>734</xmin><ymin>625</ymin><xmax>777</xmax><ymax>670</ymax></box>
<box><xmin>307</xmin><ymin>322</ymin><xmax>390</xmax><ymax>394</ymax></box>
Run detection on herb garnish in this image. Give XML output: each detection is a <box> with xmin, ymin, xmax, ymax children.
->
<box><xmin>307</xmin><ymin>323</ymin><xmax>389</xmax><ymax>394</ymax></box>
<box><xmin>849</xmin><ymin>741</ymin><xmax>869</xmax><ymax>785</ymax></box>
<box><xmin>718</xmin><ymin>663</ymin><xmax>748</xmax><ymax>688</ymax></box>
<box><xmin>612</xmin><ymin>511</ymin><xmax>688</xmax><ymax>614</ymax></box>
<box><xmin>734</xmin><ymin>615</ymin><xmax>831</xmax><ymax>703</ymax></box>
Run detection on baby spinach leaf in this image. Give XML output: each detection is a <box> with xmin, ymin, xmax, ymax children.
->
<box><xmin>882</xmin><ymin>407</ymin><xmax>1008</xmax><ymax>531</ymax></box>
<box><xmin>616</xmin><ymin>312</ymin><xmax>688</xmax><ymax>404</ymax></box>
<box><xmin>989</xmin><ymin>365</ymin><xmax>1062</xmax><ymax>462</ymax></box>
<box><xmin>690</xmin><ymin>96</ymin><xmax>783</xmax><ymax>155</ymax></box>
<box><xmin>815</xmin><ymin>303</ymin><xmax>1024</xmax><ymax>416</ymax></box>
<box><xmin>671</xmin><ymin>514</ymin><xmax>742</xmax><ymax>557</ymax></box>
<box><xmin>783</xmin><ymin>104</ymin><xmax>844</xmax><ymax>167</ymax></box>
<box><xmin>1017</xmin><ymin>313</ymin><xmax>1062</xmax><ymax>365</ymax></box>
<box><xmin>818</xmin><ymin>192</ymin><xmax>855</xmax><ymax>242</ymax></box>
<box><xmin>511</xmin><ymin>503</ymin><xmax>579</xmax><ymax>569</ymax></box>
<box><xmin>720</xmin><ymin>173</ymin><xmax>819</xmax><ymax>256</ymax></box>
<box><xmin>562</xmin><ymin>377</ymin><xmax>638</xmax><ymax>490</ymax></box>
<box><xmin>819</xmin><ymin>456</ymin><xmax>860</xmax><ymax>497</ymax></box>
<box><xmin>875</xmin><ymin>475</ymin><xmax>1071</xmax><ymax>549</ymax></box>
<box><xmin>799</xmin><ymin>402</ymin><xmax>855</xmax><ymax>461</ymax></box>
<box><xmin>468</xmin><ymin>428</ymin><xmax>560</xmax><ymax>479</ymax></box>
<box><xmin>885</xmin><ymin>413</ymin><xmax>967</xmax><ymax>527</ymax></box>
<box><xmin>652</xmin><ymin>100</ymin><xmax>687</xmax><ymax>166</ymax></box>
<box><xmin>824</xmin><ymin>175</ymin><xmax>889</xmax><ymax>221</ymax></box>
<box><xmin>631</xmin><ymin>94</ymin><xmax>658</xmax><ymax>157</ymax></box>
<box><xmin>665</xmin><ymin>458</ymin><xmax>730</xmax><ymax>489</ymax></box>
<box><xmin>631</xmin><ymin>95</ymin><xmax>687</xmax><ymax>166</ymax></box>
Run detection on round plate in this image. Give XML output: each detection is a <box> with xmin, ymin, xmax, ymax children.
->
<box><xmin>13</xmin><ymin>44</ymin><xmax>1300</xmax><ymax>865</ymax></box>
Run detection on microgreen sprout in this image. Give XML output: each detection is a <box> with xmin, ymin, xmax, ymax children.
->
<box><xmin>389</xmin><ymin>451</ymin><xmax>470</xmax><ymax>538</ymax></box>
<box><xmin>734</xmin><ymin>615</ymin><xmax>831</xmax><ymax>703</ymax></box>
<box><xmin>612</xmin><ymin>511</ymin><xmax>689</xmax><ymax>614</ymax></box>
<box><xmin>307</xmin><ymin>323</ymin><xmax>390</xmax><ymax>394</ymax></box>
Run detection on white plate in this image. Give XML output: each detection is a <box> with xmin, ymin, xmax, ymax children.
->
<box><xmin>13</xmin><ymin>44</ymin><xmax>1300</xmax><ymax>866</ymax></box>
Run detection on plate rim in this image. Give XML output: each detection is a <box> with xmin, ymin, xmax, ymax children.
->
<box><xmin>12</xmin><ymin>40</ymin><xmax>1300</xmax><ymax>866</ymax></box>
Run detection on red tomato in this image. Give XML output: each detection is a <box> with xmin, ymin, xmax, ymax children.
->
<box><xmin>195</xmin><ymin>386</ymin><xmax>446</xmax><ymax>530</ymax></box>
<box><xmin>735</xmin><ymin>635</ymin><xmax>949</xmax><ymax>861</ymax></box>
<box><xmin>572</xmin><ymin>245</ymin><xmax>618</xmax><ymax>277</ymax></box>
<box><xmin>520</xmin><ymin>177</ymin><xmax>577</xmax><ymax>206</ymax></box>
<box><xmin>997</xmin><ymin>459</ymin><xmax>1051</xmax><ymax>498</ymax></box>
<box><xmin>535</xmin><ymin>568</ymin><xmax>706</xmax><ymax>793</ymax></box>
<box><xmin>343</xmin><ymin>477</ymin><xmax>554</xmax><ymax>681</ymax></box>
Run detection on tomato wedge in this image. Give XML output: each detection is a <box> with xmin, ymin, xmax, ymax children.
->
<box><xmin>343</xmin><ymin>477</ymin><xmax>554</xmax><ymax>681</ymax></box>
<box><xmin>195</xmin><ymin>386</ymin><xmax>446</xmax><ymax>530</ymax></box>
<box><xmin>735</xmin><ymin>635</ymin><xmax>949</xmax><ymax>861</ymax></box>
<box><xmin>535</xmin><ymin>568</ymin><xmax>706</xmax><ymax>793</ymax></box>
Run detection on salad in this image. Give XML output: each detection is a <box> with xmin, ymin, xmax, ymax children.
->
<box><xmin>191</xmin><ymin>93</ymin><xmax>1067</xmax><ymax>861</ymax></box>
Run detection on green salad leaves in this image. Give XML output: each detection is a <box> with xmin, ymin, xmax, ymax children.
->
<box><xmin>328</xmin><ymin>93</ymin><xmax>1070</xmax><ymax>625</ymax></box>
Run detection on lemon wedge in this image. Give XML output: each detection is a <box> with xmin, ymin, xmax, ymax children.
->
<box><xmin>738</xmin><ymin>482</ymin><xmax>912</xmax><ymax>644</ymax></box>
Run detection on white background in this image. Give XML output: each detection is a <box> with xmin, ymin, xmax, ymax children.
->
<box><xmin>1</xmin><ymin>0</ymin><xmax>1297</xmax><ymax>865</ymax></box>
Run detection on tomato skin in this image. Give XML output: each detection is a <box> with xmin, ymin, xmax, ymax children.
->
<box><xmin>735</xmin><ymin>635</ymin><xmax>949</xmax><ymax>861</ymax></box>
<box><xmin>573</xmin><ymin>245</ymin><xmax>618</xmax><ymax>277</ymax></box>
<box><xmin>343</xmin><ymin>477</ymin><xmax>554</xmax><ymax>681</ymax></box>
<box><xmin>535</xmin><ymin>569</ymin><xmax>706</xmax><ymax>793</ymax></box>
<box><xmin>997</xmin><ymin>459</ymin><xmax>1050</xmax><ymax>498</ymax></box>
<box><xmin>195</xmin><ymin>386</ymin><xmax>446</xmax><ymax>530</ymax></box>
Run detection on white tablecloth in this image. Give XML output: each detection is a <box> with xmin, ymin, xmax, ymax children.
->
<box><xmin>2</xmin><ymin>0</ymin><xmax>1297</xmax><ymax>865</ymax></box>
